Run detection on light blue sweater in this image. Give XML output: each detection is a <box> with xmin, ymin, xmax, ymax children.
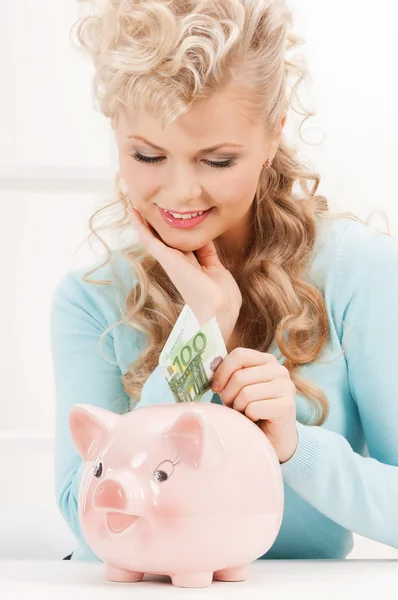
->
<box><xmin>51</xmin><ymin>216</ymin><xmax>398</xmax><ymax>561</ymax></box>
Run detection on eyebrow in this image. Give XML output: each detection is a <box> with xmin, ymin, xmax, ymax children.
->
<box><xmin>127</xmin><ymin>135</ymin><xmax>244</xmax><ymax>153</ymax></box>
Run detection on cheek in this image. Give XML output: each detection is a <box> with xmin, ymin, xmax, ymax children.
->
<box><xmin>213</xmin><ymin>171</ymin><xmax>259</xmax><ymax>211</ymax></box>
<box><xmin>127</xmin><ymin>172</ymin><xmax>159</xmax><ymax>202</ymax></box>
<box><xmin>119</xmin><ymin>155</ymin><xmax>159</xmax><ymax>202</ymax></box>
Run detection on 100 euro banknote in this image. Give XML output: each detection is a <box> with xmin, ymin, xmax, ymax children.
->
<box><xmin>159</xmin><ymin>305</ymin><xmax>227</xmax><ymax>403</ymax></box>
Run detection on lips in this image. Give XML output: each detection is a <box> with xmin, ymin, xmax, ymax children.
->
<box><xmin>158</xmin><ymin>206</ymin><xmax>213</xmax><ymax>229</ymax></box>
<box><xmin>106</xmin><ymin>512</ymin><xmax>140</xmax><ymax>533</ymax></box>
<box><xmin>162</xmin><ymin>209</ymin><xmax>208</xmax><ymax>215</ymax></box>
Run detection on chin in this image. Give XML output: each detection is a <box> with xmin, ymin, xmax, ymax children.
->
<box><xmin>166</xmin><ymin>240</ymin><xmax>208</xmax><ymax>253</ymax></box>
<box><xmin>160</xmin><ymin>232</ymin><xmax>211</xmax><ymax>253</ymax></box>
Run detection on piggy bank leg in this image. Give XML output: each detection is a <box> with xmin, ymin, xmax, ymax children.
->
<box><xmin>213</xmin><ymin>564</ymin><xmax>249</xmax><ymax>582</ymax></box>
<box><xmin>171</xmin><ymin>572</ymin><xmax>213</xmax><ymax>588</ymax></box>
<box><xmin>106</xmin><ymin>565</ymin><xmax>144</xmax><ymax>583</ymax></box>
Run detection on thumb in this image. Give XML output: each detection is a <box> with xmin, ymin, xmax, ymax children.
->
<box><xmin>195</xmin><ymin>241</ymin><xmax>224</xmax><ymax>269</ymax></box>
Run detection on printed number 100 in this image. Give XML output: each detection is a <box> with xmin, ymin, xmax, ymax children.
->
<box><xmin>172</xmin><ymin>332</ymin><xmax>207</xmax><ymax>375</ymax></box>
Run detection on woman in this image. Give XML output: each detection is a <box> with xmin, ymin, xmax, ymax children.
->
<box><xmin>53</xmin><ymin>0</ymin><xmax>398</xmax><ymax>561</ymax></box>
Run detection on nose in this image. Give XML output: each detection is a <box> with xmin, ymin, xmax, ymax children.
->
<box><xmin>166</xmin><ymin>165</ymin><xmax>202</xmax><ymax>204</ymax></box>
<box><xmin>93</xmin><ymin>479</ymin><xmax>128</xmax><ymax>511</ymax></box>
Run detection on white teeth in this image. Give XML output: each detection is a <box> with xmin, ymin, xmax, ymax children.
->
<box><xmin>164</xmin><ymin>210</ymin><xmax>204</xmax><ymax>219</ymax></box>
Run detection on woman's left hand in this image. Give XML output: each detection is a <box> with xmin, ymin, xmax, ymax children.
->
<box><xmin>211</xmin><ymin>348</ymin><xmax>298</xmax><ymax>464</ymax></box>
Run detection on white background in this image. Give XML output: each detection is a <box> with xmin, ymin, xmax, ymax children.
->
<box><xmin>0</xmin><ymin>0</ymin><xmax>397</xmax><ymax>559</ymax></box>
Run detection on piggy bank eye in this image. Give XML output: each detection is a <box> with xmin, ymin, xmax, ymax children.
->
<box><xmin>153</xmin><ymin>470</ymin><xmax>168</xmax><ymax>483</ymax></box>
<box><xmin>153</xmin><ymin>460</ymin><xmax>174</xmax><ymax>483</ymax></box>
<box><xmin>93</xmin><ymin>460</ymin><xmax>103</xmax><ymax>478</ymax></box>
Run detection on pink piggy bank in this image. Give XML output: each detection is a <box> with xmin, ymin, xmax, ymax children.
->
<box><xmin>69</xmin><ymin>401</ymin><xmax>284</xmax><ymax>588</ymax></box>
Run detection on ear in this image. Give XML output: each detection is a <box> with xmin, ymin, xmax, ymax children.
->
<box><xmin>165</xmin><ymin>407</ymin><xmax>227</xmax><ymax>469</ymax></box>
<box><xmin>69</xmin><ymin>404</ymin><xmax>121</xmax><ymax>462</ymax></box>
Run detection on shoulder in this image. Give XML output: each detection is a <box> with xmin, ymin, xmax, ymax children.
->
<box><xmin>51</xmin><ymin>250</ymin><xmax>136</xmax><ymax>326</ymax></box>
<box><xmin>309</xmin><ymin>215</ymin><xmax>398</xmax><ymax>341</ymax></box>
<box><xmin>310</xmin><ymin>215</ymin><xmax>398</xmax><ymax>290</ymax></box>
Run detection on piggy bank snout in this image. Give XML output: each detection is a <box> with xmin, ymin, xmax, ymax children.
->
<box><xmin>93</xmin><ymin>479</ymin><xmax>129</xmax><ymax>511</ymax></box>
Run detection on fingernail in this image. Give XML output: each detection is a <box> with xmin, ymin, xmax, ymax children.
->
<box><xmin>212</xmin><ymin>381</ymin><xmax>220</xmax><ymax>392</ymax></box>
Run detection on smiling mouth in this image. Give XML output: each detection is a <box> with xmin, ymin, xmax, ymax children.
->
<box><xmin>158</xmin><ymin>205</ymin><xmax>214</xmax><ymax>229</ymax></box>
<box><xmin>106</xmin><ymin>513</ymin><xmax>140</xmax><ymax>534</ymax></box>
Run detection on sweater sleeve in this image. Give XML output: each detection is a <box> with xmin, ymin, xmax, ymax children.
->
<box><xmin>280</xmin><ymin>223</ymin><xmax>398</xmax><ymax>549</ymax></box>
<box><xmin>50</xmin><ymin>270</ymin><xmax>136</xmax><ymax>559</ymax></box>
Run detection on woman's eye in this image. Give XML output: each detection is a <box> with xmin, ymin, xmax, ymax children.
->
<box><xmin>131</xmin><ymin>152</ymin><xmax>165</xmax><ymax>164</ymax></box>
<box><xmin>203</xmin><ymin>158</ymin><xmax>236</xmax><ymax>169</ymax></box>
<box><xmin>130</xmin><ymin>152</ymin><xmax>236</xmax><ymax>169</ymax></box>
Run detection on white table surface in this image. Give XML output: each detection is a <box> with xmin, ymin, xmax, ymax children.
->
<box><xmin>0</xmin><ymin>559</ymin><xmax>396</xmax><ymax>600</ymax></box>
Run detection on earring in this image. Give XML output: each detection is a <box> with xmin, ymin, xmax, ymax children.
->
<box><xmin>262</xmin><ymin>158</ymin><xmax>273</xmax><ymax>170</ymax></box>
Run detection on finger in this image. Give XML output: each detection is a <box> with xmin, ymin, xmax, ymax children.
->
<box><xmin>195</xmin><ymin>241</ymin><xmax>223</xmax><ymax>269</ymax></box>
<box><xmin>130</xmin><ymin>208</ymin><xmax>200</xmax><ymax>269</ymax></box>
<box><xmin>212</xmin><ymin>348</ymin><xmax>279</xmax><ymax>392</ymax></box>
<box><xmin>128</xmin><ymin>206</ymin><xmax>150</xmax><ymax>233</ymax></box>
<box><xmin>231</xmin><ymin>381</ymin><xmax>287</xmax><ymax>412</ymax></box>
<box><xmin>219</xmin><ymin>364</ymin><xmax>283</xmax><ymax>407</ymax></box>
<box><xmin>130</xmin><ymin>207</ymin><xmax>199</xmax><ymax>270</ymax></box>
<box><xmin>130</xmin><ymin>209</ymin><xmax>224</xmax><ymax>309</ymax></box>
<box><xmin>182</xmin><ymin>250</ymin><xmax>200</xmax><ymax>267</ymax></box>
<box><xmin>129</xmin><ymin>208</ymin><xmax>165</xmax><ymax>252</ymax></box>
<box><xmin>244</xmin><ymin>397</ymin><xmax>293</xmax><ymax>423</ymax></box>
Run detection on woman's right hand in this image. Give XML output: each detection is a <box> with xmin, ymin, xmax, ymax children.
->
<box><xmin>129</xmin><ymin>207</ymin><xmax>242</xmax><ymax>346</ymax></box>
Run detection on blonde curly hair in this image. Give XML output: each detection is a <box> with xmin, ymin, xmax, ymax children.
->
<box><xmin>72</xmin><ymin>0</ymin><xmax>370</xmax><ymax>425</ymax></box>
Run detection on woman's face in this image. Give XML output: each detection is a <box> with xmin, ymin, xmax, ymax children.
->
<box><xmin>115</xmin><ymin>87</ymin><xmax>284</xmax><ymax>254</ymax></box>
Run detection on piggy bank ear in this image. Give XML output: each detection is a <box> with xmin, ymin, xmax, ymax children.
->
<box><xmin>69</xmin><ymin>404</ymin><xmax>120</xmax><ymax>462</ymax></box>
<box><xmin>165</xmin><ymin>408</ymin><xmax>227</xmax><ymax>469</ymax></box>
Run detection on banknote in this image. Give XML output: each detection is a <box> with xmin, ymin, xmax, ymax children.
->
<box><xmin>159</xmin><ymin>304</ymin><xmax>202</xmax><ymax>365</ymax></box>
<box><xmin>159</xmin><ymin>305</ymin><xmax>227</xmax><ymax>403</ymax></box>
